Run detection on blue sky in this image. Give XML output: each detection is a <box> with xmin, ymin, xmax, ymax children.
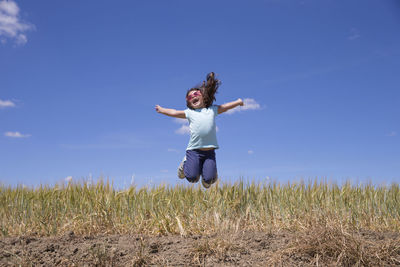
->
<box><xmin>1</xmin><ymin>0</ymin><xmax>399</xmax><ymax>188</ymax></box>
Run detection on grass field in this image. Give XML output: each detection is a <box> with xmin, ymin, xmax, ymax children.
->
<box><xmin>1</xmin><ymin>179</ymin><xmax>400</xmax><ymax>266</ymax></box>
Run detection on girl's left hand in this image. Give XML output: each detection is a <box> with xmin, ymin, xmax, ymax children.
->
<box><xmin>238</xmin><ymin>98</ymin><xmax>244</xmax><ymax>106</ymax></box>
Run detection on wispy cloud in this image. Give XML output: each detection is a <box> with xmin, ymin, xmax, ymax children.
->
<box><xmin>60</xmin><ymin>132</ymin><xmax>149</xmax><ymax>150</ymax></box>
<box><xmin>263</xmin><ymin>65</ymin><xmax>342</xmax><ymax>85</ymax></box>
<box><xmin>225</xmin><ymin>98</ymin><xmax>262</xmax><ymax>114</ymax></box>
<box><xmin>248</xmin><ymin>150</ymin><xmax>254</xmax><ymax>155</ymax></box>
<box><xmin>0</xmin><ymin>99</ymin><xmax>16</xmax><ymax>108</ymax></box>
<box><xmin>176</xmin><ymin>125</ymin><xmax>190</xmax><ymax>135</ymax></box>
<box><xmin>386</xmin><ymin>131</ymin><xmax>397</xmax><ymax>137</ymax></box>
<box><xmin>0</xmin><ymin>0</ymin><xmax>34</xmax><ymax>45</ymax></box>
<box><xmin>4</xmin><ymin>131</ymin><xmax>31</xmax><ymax>138</ymax></box>
<box><xmin>168</xmin><ymin>148</ymin><xmax>180</xmax><ymax>153</ymax></box>
<box><xmin>348</xmin><ymin>28</ymin><xmax>360</xmax><ymax>41</ymax></box>
<box><xmin>174</xmin><ymin>118</ymin><xmax>190</xmax><ymax>135</ymax></box>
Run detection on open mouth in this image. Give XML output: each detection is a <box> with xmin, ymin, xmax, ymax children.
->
<box><xmin>192</xmin><ymin>98</ymin><xmax>200</xmax><ymax>105</ymax></box>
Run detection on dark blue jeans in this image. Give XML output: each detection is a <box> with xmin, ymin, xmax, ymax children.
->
<box><xmin>184</xmin><ymin>149</ymin><xmax>217</xmax><ymax>184</ymax></box>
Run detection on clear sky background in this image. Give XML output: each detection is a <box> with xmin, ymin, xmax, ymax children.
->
<box><xmin>1</xmin><ymin>0</ymin><xmax>399</xmax><ymax>188</ymax></box>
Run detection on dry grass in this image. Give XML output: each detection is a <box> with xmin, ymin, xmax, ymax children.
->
<box><xmin>1</xmin><ymin>178</ymin><xmax>400</xmax><ymax>267</ymax></box>
<box><xmin>1</xmin><ymin>179</ymin><xmax>399</xmax><ymax>237</ymax></box>
<box><xmin>266</xmin><ymin>221</ymin><xmax>400</xmax><ymax>266</ymax></box>
<box><xmin>190</xmin><ymin>234</ymin><xmax>247</xmax><ymax>265</ymax></box>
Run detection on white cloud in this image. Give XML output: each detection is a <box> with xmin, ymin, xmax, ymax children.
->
<box><xmin>65</xmin><ymin>176</ymin><xmax>73</xmax><ymax>182</ymax></box>
<box><xmin>386</xmin><ymin>131</ymin><xmax>397</xmax><ymax>137</ymax></box>
<box><xmin>225</xmin><ymin>98</ymin><xmax>262</xmax><ymax>114</ymax></box>
<box><xmin>0</xmin><ymin>0</ymin><xmax>34</xmax><ymax>45</ymax></box>
<box><xmin>4</xmin><ymin>131</ymin><xmax>31</xmax><ymax>138</ymax></box>
<box><xmin>0</xmin><ymin>99</ymin><xmax>16</xmax><ymax>108</ymax></box>
<box><xmin>174</xmin><ymin>118</ymin><xmax>190</xmax><ymax>135</ymax></box>
<box><xmin>176</xmin><ymin>124</ymin><xmax>190</xmax><ymax>135</ymax></box>
<box><xmin>174</xmin><ymin>118</ymin><xmax>187</xmax><ymax>124</ymax></box>
<box><xmin>248</xmin><ymin>150</ymin><xmax>254</xmax><ymax>154</ymax></box>
<box><xmin>0</xmin><ymin>0</ymin><xmax>18</xmax><ymax>16</ymax></box>
<box><xmin>168</xmin><ymin>148</ymin><xmax>180</xmax><ymax>153</ymax></box>
<box><xmin>348</xmin><ymin>28</ymin><xmax>360</xmax><ymax>41</ymax></box>
<box><xmin>60</xmin><ymin>132</ymin><xmax>148</xmax><ymax>150</ymax></box>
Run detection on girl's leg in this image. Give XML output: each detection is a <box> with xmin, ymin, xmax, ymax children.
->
<box><xmin>184</xmin><ymin>150</ymin><xmax>201</xmax><ymax>183</ymax></box>
<box><xmin>177</xmin><ymin>155</ymin><xmax>186</xmax><ymax>179</ymax></box>
<box><xmin>201</xmin><ymin>151</ymin><xmax>218</xmax><ymax>187</ymax></box>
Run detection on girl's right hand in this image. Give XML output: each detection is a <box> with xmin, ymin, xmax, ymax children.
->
<box><xmin>155</xmin><ymin>105</ymin><xmax>163</xmax><ymax>113</ymax></box>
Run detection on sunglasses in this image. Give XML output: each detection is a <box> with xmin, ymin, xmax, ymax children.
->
<box><xmin>186</xmin><ymin>91</ymin><xmax>202</xmax><ymax>101</ymax></box>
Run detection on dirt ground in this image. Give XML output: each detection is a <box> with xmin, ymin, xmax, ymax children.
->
<box><xmin>1</xmin><ymin>230</ymin><xmax>399</xmax><ymax>266</ymax></box>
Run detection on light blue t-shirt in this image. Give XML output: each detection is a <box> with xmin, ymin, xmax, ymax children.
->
<box><xmin>184</xmin><ymin>105</ymin><xmax>219</xmax><ymax>150</ymax></box>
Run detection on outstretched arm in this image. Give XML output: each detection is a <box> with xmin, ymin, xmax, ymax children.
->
<box><xmin>155</xmin><ymin>105</ymin><xmax>186</xmax><ymax>119</ymax></box>
<box><xmin>218</xmin><ymin>98</ymin><xmax>244</xmax><ymax>114</ymax></box>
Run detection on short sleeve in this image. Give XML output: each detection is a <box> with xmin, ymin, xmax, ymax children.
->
<box><xmin>184</xmin><ymin>108</ymin><xmax>191</xmax><ymax>119</ymax></box>
<box><xmin>211</xmin><ymin>105</ymin><xmax>219</xmax><ymax>116</ymax></box>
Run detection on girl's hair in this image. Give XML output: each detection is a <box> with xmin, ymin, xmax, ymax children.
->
<box><xmin>186</xmin><ymin>72</ymin><xmax>221</xmax><ymax>109</ymax></box>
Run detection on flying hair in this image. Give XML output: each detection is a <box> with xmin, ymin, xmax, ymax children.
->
<box><xmin>186</xmin><ymin>72</ymin><xmax>221</xmax><ymax>109</ymax></box>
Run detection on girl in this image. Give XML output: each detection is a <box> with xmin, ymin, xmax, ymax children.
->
<box><xmin>155</xmin><ymin>72</ymin><xmax>244</xmax><ymax>188</ymax></box>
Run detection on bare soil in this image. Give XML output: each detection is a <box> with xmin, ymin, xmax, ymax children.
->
<box><xmin>1</xmin><ymin>230</ymin><xmax>399</xmax><ymax>266</ymax></box>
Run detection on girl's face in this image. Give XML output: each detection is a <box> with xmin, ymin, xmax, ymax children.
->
<box><xmin>187</xmin><ymin>90</ymin><xmax>204</xmax><ymax>109</ymax></box>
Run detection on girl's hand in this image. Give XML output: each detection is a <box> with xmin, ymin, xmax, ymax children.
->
<box><xmin>155</xmin><ymin>105</ymin><xmax>163</xmax><ymax>113</ymax></box>
<box><xmin>155</xmin><ymin>105</ymin><xmax>186</xmax><ymax>118</ymax></box>
<box><xmin>218</xmin><ymin>98</ymin><xmax>244</xmax><ymax>114</ymax></box>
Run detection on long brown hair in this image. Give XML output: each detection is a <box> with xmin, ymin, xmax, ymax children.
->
<box><xmin>186</xmin><ymin>72</ymin><xmax>221</xmax><ymax>109</ymax></box>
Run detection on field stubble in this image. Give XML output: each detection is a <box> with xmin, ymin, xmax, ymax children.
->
<box><xmin>1</xmin><ymin>179</ymin><xmax>400</xmax><ymax>266</ymax></box>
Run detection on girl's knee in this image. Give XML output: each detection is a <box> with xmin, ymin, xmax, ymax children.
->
<box><xmin>184</xmin><ymin>165</ymin><xmax>200</xmax><ymax>182</ymax></box>
<box><xmin>186</xmin><ymin>174</ymin><xmax>200</xmax><ymax>183</ymax></box>
<box><xmin>184</xmin><ymin>151</ymin><xmax>201</xmax><ymax>182</ymax></box>
<box><xmin>202</xmin><ymin>171</ymin><xmax>217</xmax><ymax>184</ymax></box>
<box><xmin>202</xmin><ymin>160</ymin><xmax>217</xmax><ymax>183</ymax></box>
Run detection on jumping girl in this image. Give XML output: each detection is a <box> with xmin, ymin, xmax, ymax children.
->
<box><xmin>155</xmin><ymin>72</ymin><xmax>244</xmax><ymax>188</ymax></box>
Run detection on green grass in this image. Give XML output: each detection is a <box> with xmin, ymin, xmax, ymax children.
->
<box><xmin>1</xmin><ymin>179</ymin><xmax>399</xmax><ymax>236</ymax></box>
